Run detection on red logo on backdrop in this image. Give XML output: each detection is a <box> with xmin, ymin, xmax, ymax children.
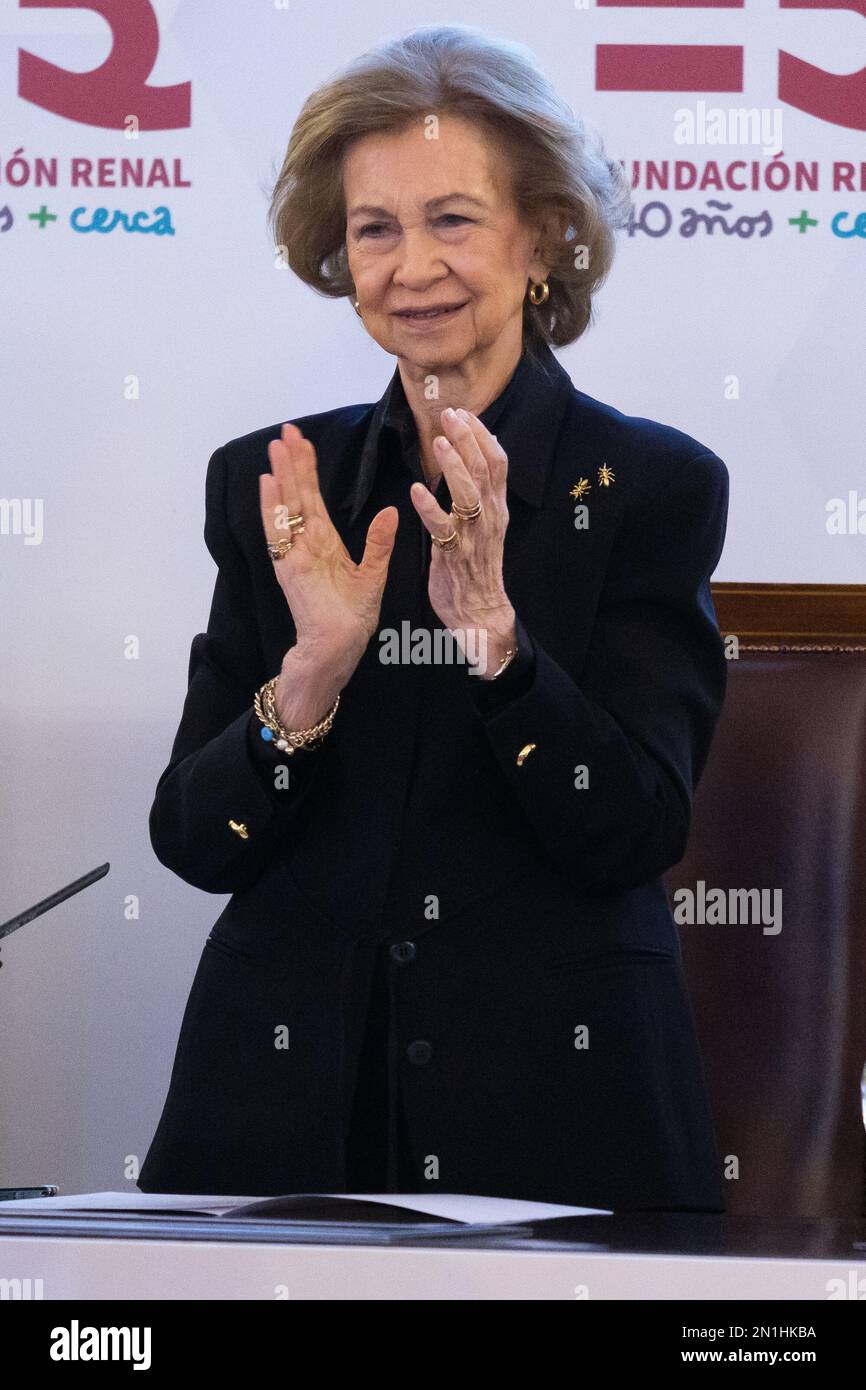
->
<box><xmin>16</xmin><ymin>0</ymin><xmax>866</xmax><ymax>132</ymax></box>
<box><xmin>18</xmin><ymin>0</ymin><xmax>190</xmax><ymax>131</ymax></box>
<box><xmin>596</xmin><ymin>0</ymin><xmax>866</xmax><ymax>131</ymax></box>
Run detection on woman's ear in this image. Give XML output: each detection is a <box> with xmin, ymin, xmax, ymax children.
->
<box><xmin>529</xmin><ymin>210</ymin><xmax>566</xmax><ymax>282</ymax></box>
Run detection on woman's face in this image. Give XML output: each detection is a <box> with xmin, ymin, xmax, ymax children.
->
<box><xmin>343</xmin><ymin>114</ymin><xmax>549</xmax><ymax>369</ymax></box>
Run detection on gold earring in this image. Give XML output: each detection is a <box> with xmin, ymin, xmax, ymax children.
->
<box><xmin>352</xmin><ymin>298</ymin><xmax>362</xmax><ymax>317</ymax></box>
<box><xmin>528</xmin><ymin>280</ymin><xmax>550</xmax><ymax>306</ymax></box>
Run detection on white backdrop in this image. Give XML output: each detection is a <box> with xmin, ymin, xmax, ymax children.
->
<box><xmin>1</xmin><ymin>0</ymin><xmax>864</xmax><ymax>1194</ymax></box>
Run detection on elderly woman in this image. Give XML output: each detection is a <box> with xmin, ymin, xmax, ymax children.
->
<box><xmin>139</xmin><ymin>25</ymin><xmax>729</xmax><ymax>1211</ymax></box>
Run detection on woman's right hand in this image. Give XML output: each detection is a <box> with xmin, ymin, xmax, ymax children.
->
<box><xmin>259</xmin><ymin>422</ymin><xmax>399</xmax><ymax>728</ymax></box>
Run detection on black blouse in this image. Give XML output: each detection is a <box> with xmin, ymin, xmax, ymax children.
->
<box><xmin>250</xmin><ymin>348</ymin><xmax>546</xmax><ymax>1189</ymax></box>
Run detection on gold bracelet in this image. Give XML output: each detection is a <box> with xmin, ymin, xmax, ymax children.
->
<box><xmin>253</xmin><ymin>678</ymin><xmax>340</xmax><ymax>754</ymax></box>
<box><xmin>256</xmin><ymin>680</ymin><xmax>339</xmax><ymax>752</ymax></box>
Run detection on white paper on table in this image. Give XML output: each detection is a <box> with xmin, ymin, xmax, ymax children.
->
<box><xmin>0</xmin><ymin>1192</ymin><xmax>257</xmax><ymax>1215</ymax></box>
<box><xmin>0</xmin><ymin>1190</ymin><xmax>611</xmax><ymax>1222</ymax></box>
<box><xmin>337</xmin><ymin>1193</ymin><xmax>610</xmax><ymax>1222</ymax></box>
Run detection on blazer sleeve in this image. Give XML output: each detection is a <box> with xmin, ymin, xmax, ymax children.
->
<box><xmin>464</xmin><ymin>450</ymin><xmax>730</xmax><ymax>894</ymax></box>
<box><xmin>148</xmin><ymin>444</ymin><xmax>326</xmax><ymax>895</ymax></box>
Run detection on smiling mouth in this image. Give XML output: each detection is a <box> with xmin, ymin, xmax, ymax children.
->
<box><xmin>393</xmin><ymin>302</ymin><xmax>469</xmax><ymax>322</ymax></box>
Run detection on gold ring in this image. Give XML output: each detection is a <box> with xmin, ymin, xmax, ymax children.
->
<box><xmin>451</xmin><ymin>499</ymin><xmax>482</xmax><ymax>523</ymax></box>
<box><xmin>266</xmin><ymin>538</ymin><xmax>295</xmax><ymax>560</ymax></box>
<box><xmin>431</xmin><ymin>528</ymin><xmax>460</xmax><ymax>551</ymax></box>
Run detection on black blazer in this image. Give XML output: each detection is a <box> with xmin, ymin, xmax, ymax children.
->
<box><xmin>138</xmin><ymin>341</ymin><xmax>730</xmax><ymax>1210</ymax></box>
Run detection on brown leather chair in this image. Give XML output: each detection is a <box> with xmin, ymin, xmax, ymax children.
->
<box><xmin>666</xmin><ymin>647</ymin><xmax>866</xmax><ymax>1217</ymax></box>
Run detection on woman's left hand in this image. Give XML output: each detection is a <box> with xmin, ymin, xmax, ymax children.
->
<box><xmin>409</xmin><ymin>407</ymin><xmax>517</xmax><ymax>675</ymax></box>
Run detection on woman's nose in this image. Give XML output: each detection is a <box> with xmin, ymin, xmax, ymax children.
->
<box><xmin>392</xmin><ymin>226</ymin><xmax>447</xmax><ymax>286</ymax></box>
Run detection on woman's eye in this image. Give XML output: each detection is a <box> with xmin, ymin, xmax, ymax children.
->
<box><xmin>356</xmin><ymin>215</ymin><xmax>472</xmax><ymax>239</ymax></box>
